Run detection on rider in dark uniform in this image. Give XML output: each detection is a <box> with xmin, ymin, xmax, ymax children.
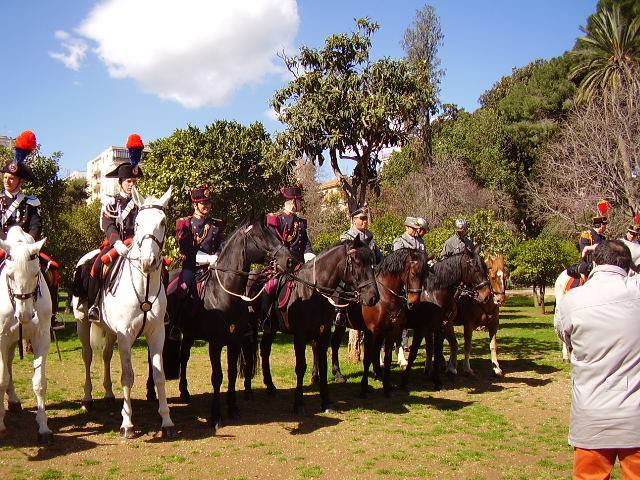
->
<box><xmin>266</xmin><ymin>185</ymin><xmax>314</xmax><ymax>264</ymax></box>
<box><xmin>87</xmin><ymin>134</ymin><xmax>144</xmax><ymax>321</ymax></box>
<box><xmin>0</xmin><ymin>130</ymin><xmax>63</xmax><ymax>329</ymax></box>
<box><xmin>171</xmin><ymin>185</ymin><xmax>225</xmax><ymax>339</ymax></box>
<box><xmin>577</xmin><ymin>215</ymin><xmax>607</xmax><ymax>278</ymax></box>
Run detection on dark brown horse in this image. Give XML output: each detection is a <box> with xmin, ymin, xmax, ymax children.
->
<box><xmin>445</xmin><ymin>254</ymin><xmax>507</xmax><ymax>377</ymax></box>
<box><xmin>312</xmin><ymin>248</ymin><xmax>428</xmax><ymax>397</ymax></box>
<box><xmin>252</xmin><ymin>236</ymin><xmax>379</xmax><ymax>414</ymax></box>
<box><xmin>401</xmin><ymin>247</ymin><xmax>492</xmax><ymax>391</ymax></box>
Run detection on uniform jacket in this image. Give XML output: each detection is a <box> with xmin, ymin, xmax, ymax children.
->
<box><xmin>579</xmin><ymin>228</ymin><xmax>606</xmax><ymax>258</ymax></box>
<box><xmin>0</xmin><ymin>190</ymin><xmax>41</xmax><ymax>241</ymax></box>
<box><xmin>340</xmin><ymin>226</ymin><xmax>383</xmax><ymax>264</ymax></box>
<box><xmin>176</xmin><ymin>215</ymin><xmax>225</xmax><ymax>269</ymax></box>
<box><xmin>392</xmin><ymin>232</ymin><xmax>425</xmax><ymax>252</ymax></box>
<box><xmin>101</xmin><ymin>193</ymin><xmax>138</xmax><ymax>246</ymax></box>
<box><xmin>266</xmin><ymin>212</ymin><xmax>312</xmax><ymax>263</ymax></box>
<box><xmin>441</xmin><ymin>233</ymin><xmax>475</xmax><ymax>257</ymax></box>
<box><xmin>555</xmin><ymin>265</ymin><xmax>640</xmax><ymax>449</ymax></box>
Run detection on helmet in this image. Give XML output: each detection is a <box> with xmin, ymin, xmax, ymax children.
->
<box><xmin>455</xmin><ymin>219</ymin><xmax>468</xmax><ymax>231</ymax></box>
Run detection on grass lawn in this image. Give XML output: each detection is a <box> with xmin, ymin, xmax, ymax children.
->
<box><xmin>0</xmin><ymin>294</ymin><xmax>624</xmax><ymax>479</ymax></box>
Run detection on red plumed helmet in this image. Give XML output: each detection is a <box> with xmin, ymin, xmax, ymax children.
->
<box><xmin>597</xmin><ymin>200</ymin><xmax>610</xmax><ymax>217</ymax></box>
<box><xmin>635</xmin><ymin>212</ymin><xmax>640</xmax><ymax>225</ymax></box>
<box><xmin>15</xmin><ymin>130</ymin><xmax>37</xmax><ymax>151</ymax></box>
<box><xmin>126</xmin><ymin>133</ymin><xmax>144</xmax><ymax>149</ymax></box>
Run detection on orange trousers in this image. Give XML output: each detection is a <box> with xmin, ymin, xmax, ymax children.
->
<box><xmin>574</xmin><ymin>447</ymin><xmax>640</xmax><ymax>479</ymax></box>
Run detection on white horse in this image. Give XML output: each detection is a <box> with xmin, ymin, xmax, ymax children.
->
<box><xmin>554</xmin><ymin>238</ymin><xmax>640</xmax><ymax>361</ymax></box>
<box><xmin>0</xmin><ymin>226</ymin><xmax>52</xmax><ymax>443</ymax></box>
<box><xmin>72</xmin><ymin>186</ymin><xmax>175</xmax><ymax>438</ymax></box>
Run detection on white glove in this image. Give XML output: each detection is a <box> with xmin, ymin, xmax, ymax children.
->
<box><xmin>304</xmin><ymin>252</ymin><xmax>316</xmax><ymax>262</ymax></box>
<box><xmin>114</xmin><ymin>240</ymin><xmax>129</xmax><ymax>256</ymax></box>
<box><xmin>209</xmin><ymin>254</ymin><xmax>218</xmax><ymax>267</ymax></box>
<box><xmin>196</xmin><ymin>252</ymin><xmax>218</xmax><ymax>267</ymax></box>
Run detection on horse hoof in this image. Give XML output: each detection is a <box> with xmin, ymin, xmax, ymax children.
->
<box><xmin>208</xmin><ymin>419</ymin><xmax>222</xmax><ymax>433</ymax></box>
<box><xmin>120</xmin><ymin>427</ymin><xmax>136</xmax><ymax>439</ymax></box>
<box><xmin>38</xmin><ymin>431</ymin><xmax>54</xmax><ymax>445</ymax></box>
<box><xmin>161</xmin><ymin>426</ymin><xmax>178</xmax><ymax>439</ymax></box>
<box><xmin>322</xmin><ymin>403</ymin><xmax>334</xmax><ymax>414</ymax></box>
<box><xmin>266</xmin><ymin>385</ymin><xmax>277</xmax><ymax>397</ymax></box>
<box><xmin>180</xmin><ymin>391</ymin><xmax>191</xmax><ymax>403</ymax></box>
<box><xmin>7</xmin><ymin>401</ymin><xmax>22</xmax><ymax>412</ymax></box>
<box><xmin>433</xmin><ymin>383</ymin><xmax>443</xmax><ymax>392</ymax></box>
<box><xmin>310</xmin><ymin>375</ymin><xmax>319</xmax><ymax>385</ymax></box>
<box><xmin>146</xmin><ymin>391</ymin><xmax>158</xmax><ymax>402</ymax></box>
<box><xmin>494</xmin><ymin>369</ymin><xmax>504</xmax><ymax>377</ymax></box>
<box><xmin>81</xmin><ymin>400</ymin><xmax>94</xmax><ymax>412</ymax></box>
<box><xmin>334</xmin><ymin>373</ymin><xmax>346</xmax><ymax>384</ymax></box>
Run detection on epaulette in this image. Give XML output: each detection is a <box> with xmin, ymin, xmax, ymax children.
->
<box><xmin>579</xmin><ymin>231</ymin><xmax>592</xmax><ymax>240</ymax></box>
<box><xmin>25</xmin><ymin>195</ymin><xmax>41</xmax><ymax>207</ymax></box>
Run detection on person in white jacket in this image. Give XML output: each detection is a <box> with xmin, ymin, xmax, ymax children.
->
<box><xmin>554</xmin><ymin>239</ymin><xmax>640</xmax><ymax>478</ymax></box>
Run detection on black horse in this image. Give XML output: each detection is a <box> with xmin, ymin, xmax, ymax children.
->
<box><xmin>401</xmin><ymin>247</ymin><xmax>491</xmax><ymax>391</ymax></box>
<box><xmin>147</xmin><ymin>217</ymin><xmax>294</xmax><ymax>432</ymax></box>
<box><xmin>249</xmin><ymin>236</ymin><xmax>379</xmax><ymax>414</ymax></box>
<box><xmin>312</xmin><ymin>248</ymin><xmax>428</xmax><ymax>397</ymax></box>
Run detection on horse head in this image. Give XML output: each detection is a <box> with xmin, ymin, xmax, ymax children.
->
<box><xmin>131</xmin><ymin>186</ymin><xmax>171</xmax><ymax>273</ymax></box>
<box><xmin>243</xmin><ymin>218</ymin><xmax>295</xmax><ymax>272</ymax></box>
<box><xmin>486</xmin><ymin>254</ymin><xmax>507</xmax><ymax>306</ymax></box>
<box><xmin>0</xmin><ymin>226</ymin><xmax>46</xmax><ymax>324</ymax></box>
<box><xmin>406</xmin><ymin>250</ymin><xmax>428</xmax><ymax>306</ymax></box>
<box><xmin>460</xmin><ymin>245</ymin><xmax>492</xmax><ymax>303</ymax></box>
<box><xmin>341</xmin><ymin>235</ymin><xmax>379</xmax><ymax>307</ymax></box>
<box><xmin>376</xmin><ymin>248</ymin><xmax>427</xmax><ymax>307</ymax></box>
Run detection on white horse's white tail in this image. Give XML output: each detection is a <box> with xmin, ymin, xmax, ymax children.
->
<box><xmin>90</xmin><ymin>322</ymin><xmax>106</xmax><ymax>352</ymax></box>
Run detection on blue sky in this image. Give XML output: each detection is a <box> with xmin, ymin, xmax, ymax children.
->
<box><xmin>0</xmin><ymin>0</ymin><xmax>597</xmax><ymax>178</ymax></box>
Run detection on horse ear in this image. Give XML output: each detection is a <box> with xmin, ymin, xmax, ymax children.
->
<box><xmin>0</xmin><ymin>238</ymin><xmax>10</xmax><ymax>253</ymax></box>
<box><xmin>131</xmin><ymin>186</ymin><xmax>145</xmax><ymax>208</ymax></box>
<box><xmin>28</xmin><ymin>238</ymin><xmax>46</xmax><ymax>256</ymax></box>
<box><xmin>157</xmin><ymin>185</ymin><xmax>173</xmax><ymax>208</ymax></box>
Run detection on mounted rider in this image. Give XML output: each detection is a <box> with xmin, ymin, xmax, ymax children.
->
<box><xmin>441</xmin><ymin>219</ymin><xmax>475</xmax><ymax>257</ymax></box>
<box><xmin>87</xmin><ymin>134</ymin><xmax>145</xmax><ymax>321</ymax></box>
<box><xmin>625</xmin><ymin>212</ymin><xmax>640</xmax><ymax>245</ymax></box>
<box><xmin>0</xmin><ymin>130</ymin><xmax>63</xmax><ymax>330</ymax></box>
<box><xmin>266</xmin><ymin>185</ymin><xmax>315</xmax><ymax>264</ymax></box>
<box><xmin>171</xmin><ymin>185</ymin><xmax>225</xmax><ymax>339</ymax></box>
<box><xmin>576</xmin><ymin>200</ymin><xmax>608</xmax><ymax>279</ymax></box>
<box><xmin>393</xmin><ymin>216</ymin><xmax>426</xmax><ymax>252</ymax></box>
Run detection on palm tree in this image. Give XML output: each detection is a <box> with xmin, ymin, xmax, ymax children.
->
<box><xmin>570</xmin><ymin>5</ymin><xmax>640</xmax><ymax>104</ymax></box>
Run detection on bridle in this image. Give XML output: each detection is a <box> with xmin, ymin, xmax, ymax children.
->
<box><xmin>376</xmin><ymin>255</ymin><xmax>423</xmax><ymax>302</ymax></box>
<box><xmin>457</xmin><ymin>253</ymin><xmax>490</xmax><ymax>298</ymax></box>
<box><xmin>133</xmin><ymin>205</ymin><xmax>167</xmax><ymax>270</ymax></box>
<box><xmin>5</xmin><ymin>252</ymin><xmax>40</xmax><ymax>307</ymax></box>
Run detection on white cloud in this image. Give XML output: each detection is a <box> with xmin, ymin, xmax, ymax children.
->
<box><xmin>71</xmin><ymin>0</ymin><xmax>299</xmax><ymax>108</ymax></box>
<box><xmin>49</xmin><ymin>30</ymin><xmax>88</xmax><ymax>71</ymax></box>
<box><xmin>264</xmin><ymin>107</ymin><xmax>279</xmax><ymax>122</ymax></box>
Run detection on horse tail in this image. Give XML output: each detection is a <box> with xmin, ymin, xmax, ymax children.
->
<box><xmin>238</xmin><ymin>330</ymin><xmax>259</xmax><ymax>379</ymax></box>
<box><xmin>90</xmin><ymin>322</ymin><xmax>105</xmax><ymax>352</ymax></box>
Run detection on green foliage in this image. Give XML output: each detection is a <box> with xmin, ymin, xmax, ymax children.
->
<box><xmin>423</xmin><ymin>224</ymin><xmax>452</xmax><ymax>259</ymax></box>
<box><xmin>380</xmin><ymin>146</ymin><xmax>420</xmax><ymax>188</ymax></box>
<box><xmin>509</xmin><ymin>235</ymin><xmax>579</xmax><ymax>288</ymax></box>
<box><xmin>138</xmin><ymin>120</ymin><xmax>292</xmax><ymax>235</ymax></box>
<box><xmin>59</xmin><ymin>177</ymin><xmax>89</xmax><ymax>208</ymax></box>
<box><xmin>273</xmin><ymin>18</ymin><xmax>433</xmax><ymax>206</ymax></box>
<box><xmin>571</xmin><ymin>4</ymin><xmax>640</xmax><ymax>104</ymax></box>
<box><xmin>313</xmin><ymin>230</ymin><xmax>342</xmax><ymax>254</ymax></box>
<box><xmin>369</xmin><ymin>213</ymin><xmax>404</xmax><ymax>256</ymax></box>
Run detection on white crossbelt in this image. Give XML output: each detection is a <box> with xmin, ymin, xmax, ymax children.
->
<box><xmin>1</xmin><ymin>193</ymin><xmax>25</xmax><ymax>227</ymax></box>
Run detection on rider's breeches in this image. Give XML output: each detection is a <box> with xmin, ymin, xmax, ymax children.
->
<box><xmin>87</xmin><ymin>247</ymin><xmax>110</xmax><ymax>305</ymax></box>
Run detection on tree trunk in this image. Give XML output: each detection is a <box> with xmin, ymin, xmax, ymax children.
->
<box><xmin>538</xmin><ymin>284</ymin><xmax>546</xmax><ymax>314</ymax></box>
<box><xmin>532</xmin><ymin>286</ymin><xmax>540</xmax><ymax>307</ymax></box>
<box><xmin>348</xmin><ymin>329</ymin><xmax>363</xmax><ymax>362</ymax></box>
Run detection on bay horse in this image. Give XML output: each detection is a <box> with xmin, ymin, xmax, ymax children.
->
<box><xmin>251</xmin><ymin>236</ymin><xmax>379</xmax><ymax>414</ymax></box>
<box><xmin>445</xmin><ymin>254</ymin><xmax>507</xmax><ymax>377</ymax></box>
<box><xmin>401</xmin><ymin>247</ymin><xmax>492</xmax><ymax>391</ymax></box>
<box><xmin>0</xmin><ymin>227</ymin><xmax>52</xmax><ymax>443</ymax></box>
<box><xmin>312</xmin><ymin>248</ymin><xmax>428</xmax><ymax>397</ymax></box>
<box><xmin>150</xmin><ymin>217</ymin><xmax>293</xmax><ymax>432</ymax></box>
<box><xmin>72</xmin><ymin>187</ymin><xmax>175</xmax><ymax>438</ymax></box>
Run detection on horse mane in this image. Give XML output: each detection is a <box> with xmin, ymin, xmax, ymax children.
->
<box><xmin>425</xmin><ymin>253</ymin><xmax>464</xmax><ymax>290</ymax></box>
<box><xmin>6</xmin><ymin>226</ymin><xmax>33</xmax><ymax>245</ymax></box>
<box><xmin>376</xmin><ymin>248</ymin><xmax>427</xmax><ymax>275</ymax></box>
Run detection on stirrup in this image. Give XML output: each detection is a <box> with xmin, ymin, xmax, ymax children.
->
<box><xmin>334</xmin><ymin>312</ymin><xmax>347</xmax><ymax>327</ymax></box>
<box><xmin>87</xmin><ymin>305</ymin><xmax>100</xmax><ymax>322</ymax></box>
<box><xmin>51</xmin><ymin>315</ymin><xmax>65</xmax><ymax>331</ymax></box>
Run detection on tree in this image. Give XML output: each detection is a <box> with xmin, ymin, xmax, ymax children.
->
<box><xmin>273</xmin><ymin>18</ymin><xmax>433</xmax><ymax>211</ymax></box>
<box><xmin>509</xmin><ymin>235</ymin><xmax>579</xmax><ymax>313</ymax></box>
<box><xmin>402</xmin><ymin>4</ymin><xmax>444</xmax><ymax>162</ymax></box>
<box><xmin>528</xmin><ymin>81</ymin><xmax>640</xmax><ymax>237</ymax></box>
<box><xmin>571</xmin><ymin>4</ymin><xmax>640</xmax><ymax>104</ymax></box>
<box><xmin>138</xmin><ymin>120</ymin><xmax>292</xmax><ymax>232</ymax></box>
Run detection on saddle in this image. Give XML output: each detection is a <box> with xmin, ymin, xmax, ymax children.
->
<box><xmin>167</xmin><ymin>269</ymin><xmax>211</xmax><ymax>301</ymax></box>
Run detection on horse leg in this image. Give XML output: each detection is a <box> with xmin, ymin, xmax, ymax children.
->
<box><xmin>561</xmin><ymin>342</ymin><xmax>569</xmax><ymax>362</ymax></box>
<box><xmin>102</xmin><ymin>332</ymin><xmax>116</xmax><ymax>401</ymax></box>
<box><xmin>292</xmin><ymin>335</ymin><xmax>307</xmax><ymax>415</ymax></box>
<box><xmin>6</xmin><ymin>342</ymin><xmax>22</xmax><ymax>411</ymax></box>
<box><xmin>488</xmin><ymin>323</ymin><xmax>503</xmax><ymax>377</ymax></box>
<box><xmin>31</xmin><ymin>330</ymin><xmax>53</xmax><ymax>443</ymax></box>
<box><xmin>462</xmin><ymin>323</ymin><xmax>475</xmax><ymax>376</ymax></box>
<box><xmin>242</xmin><ymin>331</ymin><xmax>257</xmax><ymax>399</ymax></box>
<box><xmin>400</xmin><ymin>327</ymin><xmax>422</xmax><ymax>390</ymax></box>
<box><xmin>371</xmin><ymin>334</ymin><xmax>385</xmax><ymax>382</ymax></box>
<box><xmin>226</xmin><ymin>343</ymin><xmax>240</xmax><ymax>420</ymax></box>
<box><xmin>179</xmin><ymin>336</ymin><xmax>195</xmax><ymax>402</ymax></box>
<box><xmin>260</xmin><ymin>332</ymin><xmax>277</xmax><ymax>395</ymax></box>
<box><xmin>77</xmin><ymin>320</ymin><xmax>94</xmax><ymax>411</ymax></box>
<box><xmin>0</xmin><ymin>337</ymin><xmax>10</xmax><ymax>434</ymax></box>
<box><xmin>359</xmin><ymin>330</ymin><xmax>374</xmax><ymax>398</ymax></box>
<box><xmin>431</xmin><ymin>325</ymin><xmax>444</xmax><ymax>391</ymax></box>
<box><xmin>148</xmin><ymin>329</ymin><xmax>176</xmax><ymax>438</ymax></box>
<box><xmin>310</xmin><ymin>341</ymin><xmax>320</xmax><ymax>385</ymax></box>
<box><xmin>331</xmin><ymin>325</ymin><xmax>346</xmax><ymax>383</ymax></box>
<box><xmin>446</xmin><ymin>322</ymin><xmax>458</xmax><ymax>375</ymax></box>
<box><xmin>146</xmin><ymin>348</ymin><xmax>157</xmax><ymax>402</ymax></box>
<box><xmin>208</xmin><ymin>342</ymin><xmax>224</xmax><ymax>432</ymax></box>
<box><xmin>317</xmin><ymin>340</ymin><xmax>333</xmax><ymax>412</ymax></box>
<box><xmin>382</xmin><ymin>335</ymin><xmax>394</xmax><ymax>397</ymax></box>
<box><xmin>117</xmin><ymin>335</ymin><xmax>136</xmax><ymax>438</ymax></box>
